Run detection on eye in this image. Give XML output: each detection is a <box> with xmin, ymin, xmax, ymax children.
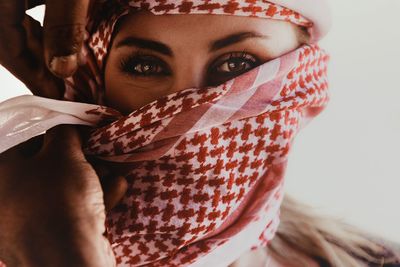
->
<box><xmin>120</xmin><ymin>54</ymin><xmax>170</xmax><ymax>77</ymax></box>
<box><xmin>207</xmin><ymin>52</ymin><xmax>260</xmax><ymax>86</ymax></box>
<box><xmin>217</xmin><ymin>55</ymin><xmax>254</xmax><ymax>73</ymax></box>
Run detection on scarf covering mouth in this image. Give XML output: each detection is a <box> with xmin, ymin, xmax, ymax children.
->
<box><xmin>0</xmin><ymin>1</ymin><xmax>330</xmax><ymax>266</ymax></box>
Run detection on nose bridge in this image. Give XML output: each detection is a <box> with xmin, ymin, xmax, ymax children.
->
<box><xmin>170</xmin><ymin>58</ymin><xmax>206</xmax><ymax>93</ymax></box>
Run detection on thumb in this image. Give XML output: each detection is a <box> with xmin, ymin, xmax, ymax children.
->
<box><xmin>43</xmin><ymin>0</ymin><xmax>90</xmax><ymax>78</ymax></box>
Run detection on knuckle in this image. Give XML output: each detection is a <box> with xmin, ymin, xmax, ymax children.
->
<box><xmin>0</xmin><ymin>26</ymin><xmax>25</xmax><ymax>61</ymax></box>
<box><xmin>0</xmin><ymin>1</ymin><xmax>24</xmax><ymax>24</ymax></box>
<box><xmin>44</xmin><ymin>23</ymin><xmax>86</xmax><ymax>55</ymax></box>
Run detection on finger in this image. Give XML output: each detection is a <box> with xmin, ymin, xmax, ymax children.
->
<box><xmin>0</xmin><ymin>1</ymin><xmax>24</xmax><ymax>24</ymax></box>
<box><xmin>0</xmin><ymin>3</ymin><xmax>63</xmax><ymax>98</ymax></box>
<box><xmin>101</xmin><ymin>236</ymin><xmax>117</xmax><ymax>267</ymax></box>
<box><xmin>40</xmin><ymin>125</ymin><xmax>84</xmax><ymax>159</ymax></box>
<box><xmin>43</xmin><ymin>0</ymin><xmax>90</xmax><ymax>78</ymax></box>
<box><xmin>103</xmin><ymin>176</ymin><xmax>128</xmax><ymax>212</ymax></box>
<box><xmin>0</xmin><ymin>249</ymin><xmax>20</xmax><ymax>267</ymax></box>
<box><xmin>22</xmin><ymin>14</ymin><xmax>65</xmax><ymax>98</ymax></box>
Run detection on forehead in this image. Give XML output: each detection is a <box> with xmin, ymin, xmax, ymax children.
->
<box><xmin>113</xmin><ymin>11</ymin><xmax>299</xmax><ymax>43</ymax></box>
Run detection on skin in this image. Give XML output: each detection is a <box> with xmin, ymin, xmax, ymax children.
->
<box><xmin>0</xmin><ymin>2</ymin><xmax>122</xmax><ymax>266</ymax></box>
<box><xmin>0</xmin><ymin>125</ymin><xmax>127</xmax><ymax>267</ymax></box>
<box><xmin>105</xmin><ymin>11</ymin><xmax>303</xmax><ymax>113</ymax></box>
<box><xmin>0</xmin><ymin>0</ymin><xmax>91</xmax><ymax>99</ymax></box>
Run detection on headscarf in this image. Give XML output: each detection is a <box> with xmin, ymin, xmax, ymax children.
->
<box><xmin>0</xmin><ymin>0</ymin><xmax>330</xmax><ymax>266</ymax></box>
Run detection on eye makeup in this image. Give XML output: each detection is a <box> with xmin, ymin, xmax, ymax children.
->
<box><xmin>207</xmin><ymin>51</ymin><xmax>261</xmax><ymax>85</ymax></box>
<box><xmin>119</xmin><ymin>51</ymin><xmax>171</xmax><ymax>78</ymax></box>
<box><xmin>118</xmin><ymin>50</ymin><xmax>261</xmax><ymax>87</ymax></box>
<box><xmin>210</xmin><ymin>51</ymin><xmax>259</xmax><ymax>74</ymax></box>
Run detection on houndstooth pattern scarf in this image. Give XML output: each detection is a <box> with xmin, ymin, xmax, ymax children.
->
<box><xmin>0</xmin><ymin>1</ymin><xmax>329</xmax><ymax>266</ymax></box>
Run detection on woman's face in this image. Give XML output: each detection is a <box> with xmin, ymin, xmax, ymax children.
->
<box><xmin>105</xmin><ymin>11</ymin><xmax>302</xmax><ymax>113</ymax></box>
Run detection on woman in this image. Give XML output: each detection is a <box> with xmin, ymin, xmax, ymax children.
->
<box><xmin>0</xmin><ymin>0</ymin><xmax>399</xmax><ymax>266</ymax></box>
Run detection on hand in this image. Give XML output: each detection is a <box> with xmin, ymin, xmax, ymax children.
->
<box><xmin>0</xmin><ymin>125</ymin><xmax>127</xmax><ymax>267</ymax></box>
<box><xmin>0</xmin><ymin>0</ymin><xmax>90</xmax><ymax>99</ymax></box>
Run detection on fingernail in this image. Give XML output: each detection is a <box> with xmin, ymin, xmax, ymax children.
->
<box><xmin>49</xmin><ymin>54</ymin><xmax>78</xmax><ymax>78</ymax></box>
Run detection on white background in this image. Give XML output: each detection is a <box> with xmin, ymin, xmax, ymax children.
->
<box><xmin>1</xmin><ymin>1</ymin><xmax>399</xmax><ymax>242</ymax></box>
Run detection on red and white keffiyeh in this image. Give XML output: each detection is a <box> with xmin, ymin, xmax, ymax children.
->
<box><xmin>0</xmin><ymin>1</ymin><xmax>330</xmax><ymax>266</ymax></box>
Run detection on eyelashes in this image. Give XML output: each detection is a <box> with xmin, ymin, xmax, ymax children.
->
<box><xmin>118</xmin><ymin>50</ymin><xmax>261</xmax><ymax>85</ymax></box>
<box><xmin>119</xmin><ymin>51</ymin><xmax>171</xmax><ymax>77</ymax></box>
<box><xmin>209</xmin><ymin>51</ymin><xmax>258</xmax><ymax>74</ymax></box>
<box><xmin>207</xmin><ymin>51</ymin><xmax>260</xmax><ymax>85</ymax></box>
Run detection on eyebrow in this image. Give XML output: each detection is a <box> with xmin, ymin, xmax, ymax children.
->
<box><xmin>210</xmin><ymin>32</ymin><xmax>269</xmax><ymax>52</ymax></box>
<box><xmin>115</xmin><ymin>37</ymin><xmax>173</xmax><ymax>56</ymax></box>
<box><xmin>115</xmin><ymin>31</ymin><xmax>268</xmax><ymax>56</ymax></box>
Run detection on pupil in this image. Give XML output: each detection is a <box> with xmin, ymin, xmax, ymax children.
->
<box><xmin>228</xmin><ymin>60</ymin><xmax>246</xmax><ymax>72</ymax></box>
<box><xmin>135</xmin><ymin>63</ymin><xmax>152</xmax><ymax>74</ymax></box>
<box><xmin>142</xmin><ymin>64</ymin><xmax>151</xmax><ymax>72</ymax></box>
